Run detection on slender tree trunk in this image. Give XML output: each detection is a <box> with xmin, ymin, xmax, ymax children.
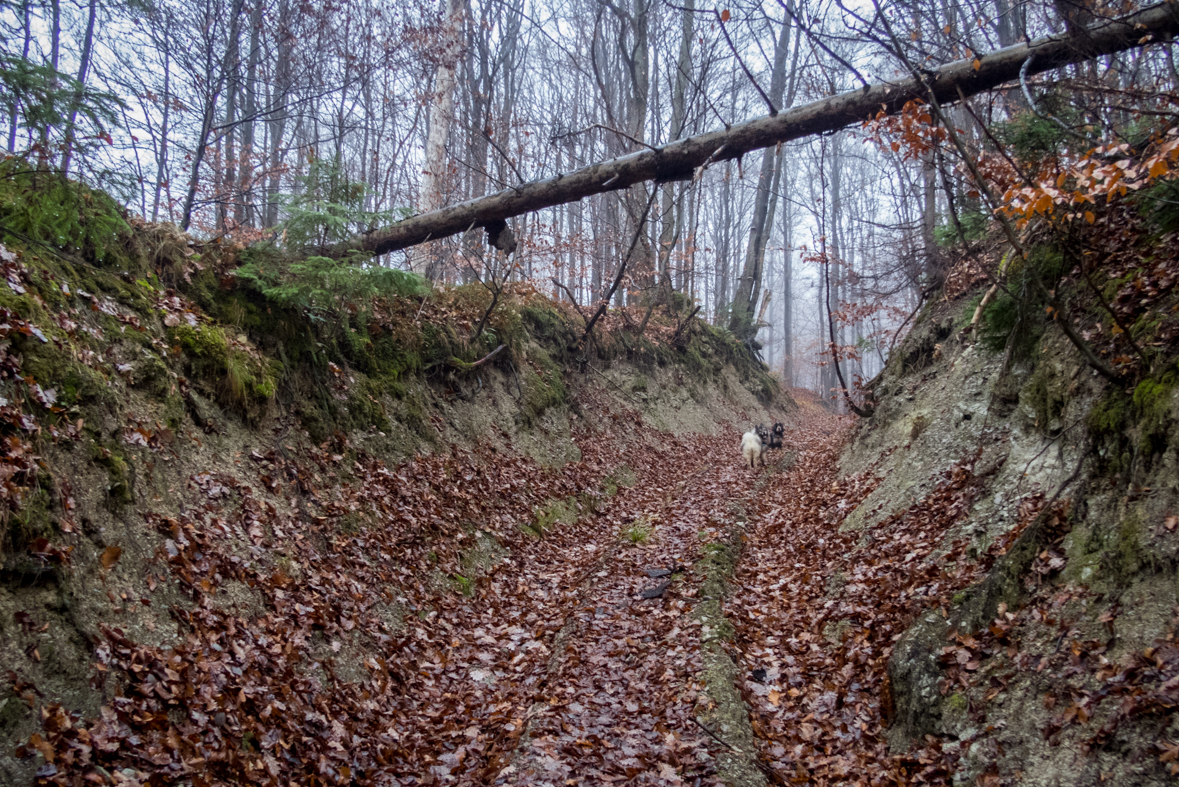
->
<box><xmin>181</xmin><ymin>0</ymin><xmax>246</xmax><ymax>231</ymax></box>
<box><xmin>781</xmin><ymin>201</ymin><xmax>793</xmax><ymax>388</ymax></box>
<box><xmin>152</xmin><ymin>44</ymin><xmax>171</xmax><ymax>222</ymax></box>
<box><xmin>717</xmin><ymin>162</ymin><xmax>731</xmax><ymax>322</ymax></box>
<box><xmin>42</xmin><ymin>0</ymin><xmax>62</xmax><ymax>161</ymax></box>
<box><xmin>730</xmin><ymin>17</ymin><xmax>791</xmax><ymax>338</ymax></box>
<box><xmin>60</xmin><ymin>0</ymin><xmax>98</xmax><ymax>176</ymax></box>
<box><xmin>219</xmin><ymin>6</ymin><xmax>244</xmax><ymax>232</ymax></box>
<box><xmin>235</xmin><ymin>0</ymin><xmax>263</xmax><ymax>228</ymax></box>
<box><xmin>265</xmin><ymin>0</ymin><xmax>293</xmax><ymax>228</ymax></box>
<box><xmin>410</xmin><ymin>0</ymin><xmax>470</xmax><ymax>278</ymax></box>
<box><xmin>624</xmin><ymin>0</ymin><xmax>652</xmax><ymax>296</ymax></box>
<box><xmin>8</xmin><ymin>0</ymin><xmax>32</xmax><ymax>152</ymax></box>
<box><xmin>657</xmin><ymin>0</ymin><xmax>694</xmax><ymax>294</ymax></box>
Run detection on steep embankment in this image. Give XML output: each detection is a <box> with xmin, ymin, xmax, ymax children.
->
<box><xmin>0</xmin><ymin>176</ymin><xmax>793</xmax><ymax>785</ymax></box>
<box><xmin>776</xmin><ymin>225</ymin><xmax>1179</xmax><ymax>784</ymax></box>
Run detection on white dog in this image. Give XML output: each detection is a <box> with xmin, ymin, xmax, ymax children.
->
<box><xmin>740</xmin><ymin>430</ymin><xmax>764</xmax><ymax>469</ymax></box>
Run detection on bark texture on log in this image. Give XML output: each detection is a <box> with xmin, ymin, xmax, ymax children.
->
<box><xmin>351</xmin><ymin>2</ymin><xmax>1179</xmax><ymax>258</ymax></box>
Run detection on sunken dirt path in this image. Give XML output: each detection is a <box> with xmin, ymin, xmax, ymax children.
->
<box><xmin>498</xmin><ymin>433</ymin><xmax>764</xmax><ymax>786</ymax></box>
<box><xmin>38</xmin><ymin>410</ymin><xmax>985</xmax><ymax>786</ymax></box>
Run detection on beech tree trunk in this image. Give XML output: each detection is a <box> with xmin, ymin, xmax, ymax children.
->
<box><xmin>656</xmin><ymin>0</ymin><xmax>694</xmax><ymax>291</ymax></box>
<box><xmin>347</xmin><ymin>2</ymin><xmax>1179</xmax><ymax>258</ymax></box>
<box><xmin>409</xmin><ymin>0</ymin><xmax>469</xmax><ymax>278</ymax></box>
<box><xmin>729</xmin><ymin>16</ymin><xmax>792</xmax><ymax>337</ymax></box>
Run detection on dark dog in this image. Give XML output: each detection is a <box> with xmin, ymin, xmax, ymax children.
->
<box><xmin>766</xmin><ymin>422</ymin><xmax>785</xmax><ymax>450</ymax></box>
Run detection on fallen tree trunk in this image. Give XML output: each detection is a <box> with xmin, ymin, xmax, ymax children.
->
<box><xmin>352</xmin><ymin>2</ymin><xmax>1179</xmax><ymax>258</ymax></box>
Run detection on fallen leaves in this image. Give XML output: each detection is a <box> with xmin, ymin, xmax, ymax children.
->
<box><xmin>19</xmin><ymin>392</ymin><xmax>763</xmax><ymax>785</ymax></box>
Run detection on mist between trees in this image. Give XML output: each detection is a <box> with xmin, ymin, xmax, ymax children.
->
<box><xmin>2</xmin><ymin>0</ymin><xmax>1177</xmax><ymax>404</ymax></box>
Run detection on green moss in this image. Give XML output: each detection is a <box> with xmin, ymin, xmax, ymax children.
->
<box><xmin>90</xmin><ymin>448</ymin><xmax>134</xmax><ymax>510</ymax></box>
<box><xmin>1132</xmin><ymin>369</ymin><xmax>1176</xmax><ymax>455</ymax></box>
<box><xmin>521</xmin><ymin>302</ymin><xmax>577</xmax><ymax>357</ymax></box>
<box><xmin>631</xmin><ymin>376</ymin><xmax>648</xmax><ymax>393</ymax></box>
<box><xmin>520</xmin><ymin>349</ymin><xmax>567</xmax><ymax>425</ymax></box>
<box><xmin>1088</xmin><ymin>388</ymin><xmax>1131</xmax><ymax>437</ymax></box>
<box><xmin>346</xmin><ymin>378</ymin><xmax>390</xmax><ymax>432</ymax></box>
<box><xmin>22</xmin><ymin>345</ymin><xmax>112</xmax><ymax>410</ymax></box>
<box><xmin>171</xmin><ymin>323</ymin><xmax>228</xmax><ymax>363</ymax></box>
<box><xmin>1107</xmin><ymin>515</ymin><xmax>1145</xmax><ymax>586</ymax></box>
<box><xmin>398</xmin><ymin>391</ymin><xmax>431</xmax><ymax>441</ymax></box>
<box><xmin>0</xmin><ymin>160</ymin><xmax>135</xmax><ymax>269</ymax></box>
<box><xmin>170</xmin><ymin>323</ymin><xmax>277</xmax><ymax>417</ymax></box>
<box><xmin>162</xmin><ymin>392</ymin><xmax>185</xmax><ymax>430</ymax></box>
<box><xmin>5</xmin><ymin>485</ymin><xmax>53</xmax><ymax>551</ymax></box>
<box><xmin>450</xmin><ymin>574</ymin><xmax>475</xmax><ymax>597</ymax></box>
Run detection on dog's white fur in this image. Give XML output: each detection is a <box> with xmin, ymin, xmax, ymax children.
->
<box><xmin>740</xmin><ymin>430</ymin><xmax>763</xmax><ymax>469</ymax></box>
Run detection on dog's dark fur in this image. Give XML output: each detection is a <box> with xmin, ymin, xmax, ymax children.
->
<box><xmin>767</xmin><ymin>422</ymin><xmax>785</xmax><ymax>450</ymax></box>
<box><xmin>755</xmin><ymin>424</ymin><xmax>770</xmax><ymax>446</ymax></box>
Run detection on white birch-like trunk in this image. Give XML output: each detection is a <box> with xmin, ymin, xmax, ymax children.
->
<box><xmin>409</xmin><ymin>0</ymin><xmax>468</xmax><ymax>279</ymax></box>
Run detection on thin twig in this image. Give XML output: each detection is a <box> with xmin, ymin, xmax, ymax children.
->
<box><xmin>581</xmin><ymin>187</ymin><xmax>659</xmax><ymax>342</ymax></box>
<box><xmin>550</xmin><ymin>277</ymin><xmax>589</xmax><ymax>324</ymax></box>
<box><xmin>715</xmin><ymin>10</ymin><xmax>778</xmax><ymax>115</ymax></box>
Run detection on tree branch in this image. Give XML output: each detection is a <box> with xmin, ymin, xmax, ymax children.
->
<box><xmin>344</xmin><ymin>2</ymin><xmax>1179</xmax><ymax>259</ymax></box>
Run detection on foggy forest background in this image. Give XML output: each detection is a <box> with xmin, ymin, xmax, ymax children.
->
<box><xmin>1</xmin><ymin>0</ymin><xmax>1174</xmax><ymax>400</ymax></box>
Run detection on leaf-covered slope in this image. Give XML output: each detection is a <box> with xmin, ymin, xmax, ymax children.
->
<box><xmin>824</xmin><ymin>219</ymin><xmax>1179</xmax><ymax>784</ymax></box>
<box><xmin>0</xmin><ymin>177</ymin><xmax>793</xmax><ymax>786</ymax></box>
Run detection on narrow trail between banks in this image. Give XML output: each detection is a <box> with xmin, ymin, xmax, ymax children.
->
<box><xmin>723</xmin><ymin>414</ymin><xmax>1002</xmax><ymax>785</ymax></box>
<box><xmin>501</xmin><ymin>438</ymin><xmax>762</xmax><ymax>786</ymax></box>
<box><xmin>39</xmin><ymin>408</ymin><xmax>992</xmax><ymax>787</ymax></box>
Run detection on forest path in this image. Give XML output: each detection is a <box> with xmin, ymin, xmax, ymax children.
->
<box><xmin>499</xmin><ymin>432</ymin><xmax>766</xmax><ymax>786</ymax></box>
<box><xmin>719</xmin><ymin>412</ymin><xmax>990</xmax><ymax>785</ymax></box>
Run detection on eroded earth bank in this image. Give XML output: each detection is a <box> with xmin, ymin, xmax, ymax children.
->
<box><xmin>4</xmin><ymin>191</ymin><xmax>1179</xmax><ymax>787</ymax></box>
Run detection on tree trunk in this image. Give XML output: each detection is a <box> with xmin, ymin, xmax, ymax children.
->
<box><xmin>181</xmin><ymin>0</ymin><xmax>247</xmax><ymax>232</ymax></box>
<box><xmin>264</xmin><ymin>0</ymin><xmax>293</xmax><ymax>229</ymax></box>
<box><xmin>620</xmin><ymin>0</ymin><xmax>652</xmax><ymax>298</ymax></box>
<box><xmin>152</xmin><ymin>42</ymin><xmax>171</xmax><ymax>222</ymax></box>
<box><xmin>729</xmin><ymin>17</ymin><xmax>792</xmax><ymax>338</ymax></box>
<box><xmin>235</xmin><ymin>0</ymin><xmax>263</xmax><ymax>228</ymax></box>
<box><xmin>409</xmin><ymin>0</ymin><xmax>470</xmax><ymax>278</ymax></box>
<box><xmin>8</xmin><ymin>0</ymin><xmax>32</xmax><ymax>152</ymax></box>
<box><xmin>219</xmin><ymin>3</ymin><xmax>244</xmax><ymax>233</ymax></box>
<box><xmin>347</xmin><ymin>2</ymin><xmax>1179</xmax><ymax>257</ymax></box>
<box><xmin>657</xmin><ymin>0</ymin><xmax>694</xmax><ymax>292</ymax></box>
<box><xmin>781</xmin><ymin>196</ymin><xmax>793</xmax><ymax>387</ymax></box>
<box><xmin>60</xmin><ymin>0</ymin><xmax>98</xmax><ymax>177</ymax></box>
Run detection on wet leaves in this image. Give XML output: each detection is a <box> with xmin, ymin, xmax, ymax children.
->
<box><xmin>724</xmin><ymin>415</ymin><xmax>999</xmax><ymax>785</ymax></box>
<box><xmin>19</xmin><ymin>395</ymin><xmax>765</xmax><ymax>786</ymax></box>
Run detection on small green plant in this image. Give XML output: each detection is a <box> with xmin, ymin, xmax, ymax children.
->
<box><xmin>934</xmin><ymin>209</ymin><xmax>990</xmax><ymax>246</ymax></box>
<box><xmin>621</xmin><ymin>516</ymin><xmax>654</xmax><ymax>544</ymax></box>
<box><xmin>235</xmin><ymin>156</ymin><xmax>426</xmax><ymax>340</ymax></box>
<box><xmin>451</xmin><ymin>574</ymin><xmax>475</xmax><ymax>597</ymax></box>
<box><xmin>280</xmin><ymin>153</ymin><xmax>391</xmax><ymax>250</ymax></box>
